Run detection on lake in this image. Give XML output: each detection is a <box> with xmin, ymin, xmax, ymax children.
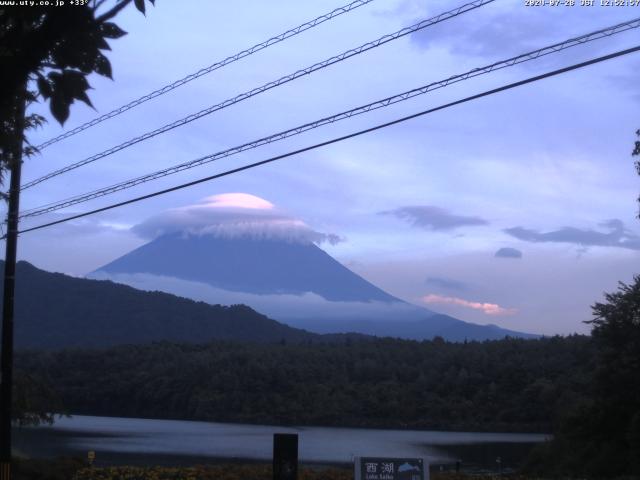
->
<box><xmin>14</xmin><ymin>415</ymin><xmax>548</xmax><ymax>471</ymax></box>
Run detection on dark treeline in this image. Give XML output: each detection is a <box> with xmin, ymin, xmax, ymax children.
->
<box><xmin>526</xmin><ymin>278</ymin><xmax>640</xmax><ymax>478</ymax></box>
<box><xmin>17</xmin><ymin>335</ymin><xmax>593</xmax><ymax>433</ymax></box>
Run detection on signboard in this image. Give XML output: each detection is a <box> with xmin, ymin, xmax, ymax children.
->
<box><xmin>273</xmin><ymin>433</ymin><xmax>298</xmax><ymax>480</ymax></box>
<box><xmin>354</xmin><ymin>457</ymin><xmax>428</xmax><ymax>480</ymax></box>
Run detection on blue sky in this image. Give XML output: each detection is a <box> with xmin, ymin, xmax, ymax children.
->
<box><xmin>12</xmin><ymin>0</ymin><xmax>640</xmax><ymax>335</ymax></box>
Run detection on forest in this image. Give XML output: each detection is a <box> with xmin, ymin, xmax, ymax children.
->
<box><xmin>12</xmin><ymin>276</ymin><xmax>640</xmax><ymax>478</ymax></box>
<box><xmin>17</xmin><ymin>335</ymin><xmax>593</xmax><ymax>433</ymax></box>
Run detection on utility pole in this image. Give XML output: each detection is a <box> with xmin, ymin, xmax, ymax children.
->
<box><xmin>0</xmin><ymin>84</ymin><xmax>26</xmax><ymax>480</ymax></box>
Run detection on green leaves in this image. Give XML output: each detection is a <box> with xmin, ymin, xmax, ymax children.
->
<box><xmin>46</xmin><ymin>70</ymin><xmax>94</xmax><ymax>125</ymax></box>
<box><xmin>3</xmin><ymin>0</ymin><xmax>152</xmax><ymax>129</ymax></box>
<box><xmin>36</xmin><ymin>74</ymin><xmax>52</xmax><ymax>100</ymax></box>
<box><xmin>540</xmin><ymin>276</ymin><xmax>640</xmax><ymax>477</ymax></box>
<box><xmin>23</xmin><ymin>113</ymin><xmax>46</xmax><ymax>131</ymax></box>
<box><xmin>133</xmin><ymin>0</ymin><xmax>156</xmax><ymax>15</ymax></box>
<box><xmin>100</xmin><ymin>21</ymin><xmax>127</xmax><ymax>39</ymax></box>
<box><xmin>26</xmin><ymin>0</ymin><xmax>157</xmax><ymax>125</ymax></box>
<box><xmin>93</xmin><ymin>51</ymin><xmax>113</xmax><ymax>79</ymax></box>
<box><xmin>13</xmin><ymin>369</ymin><xmax>64</xmax><ymax>427</ymax></box>
<box><xmin>50</xmin><ymin>94</ymin><xmax>71</xmax><ymax>126</ymax></box>
<box><xmin>134</xmin><ymin>0</ymin><xmax>146</xmax><ymax>14</ymax></box>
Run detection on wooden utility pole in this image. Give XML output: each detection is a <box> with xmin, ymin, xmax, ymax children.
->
<box><xmin>0</xmin><ymin>85</ymin><xmax>26</xmax><ymax>480</ymax></box>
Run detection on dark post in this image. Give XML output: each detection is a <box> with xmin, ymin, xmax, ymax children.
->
<box><xmin>0</xmin><ymin>85</ymin><xmax>26</xmax><ymax>480</ymax></box>
<box><xmin>273</xmin><ymin>433</ymin><xmax>298</xmax><ymax>480</ymax></box>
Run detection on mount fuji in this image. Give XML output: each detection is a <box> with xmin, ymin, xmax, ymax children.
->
<box><xmin>91</xmin><ymin>232</ymin><xmax>536</xmax><ymax>341</ymax></box>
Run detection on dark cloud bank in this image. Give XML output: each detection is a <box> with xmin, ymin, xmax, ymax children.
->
<box><xmin>380</xmin><ymin>206</ymin><xmax>488</xmax><ymax>231</ymax></box>
<box><xmin>495</xmin><ymin>247</ymin><xmax>523</xmax><ymax>259</ymax></box>
<box><xmin>505</xmin><ymin>219</ymin><xmax>640</xmax><ymax>251</ymax></box>
<box><xmin>425</xmin><ymin>276</ymin><xmax>468</xmax><ymax>291</ymax></box>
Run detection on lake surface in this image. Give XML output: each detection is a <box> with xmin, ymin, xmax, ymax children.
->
<box><xmin>14</xmin><ymin>415</ymin><xmax>548</xmax><ymax>470</ymax></box>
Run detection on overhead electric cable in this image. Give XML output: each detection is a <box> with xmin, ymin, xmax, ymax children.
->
<box><xmin>22</xmin><ymin>0</ymin><xmax>495</xmax><ymax>190</ymax></box>
<box><xmin>19</xmin><ymin>17</ymin><xmax>640</xmax><ymax>219</ymax></box>
<box><xmin>14</xmin><ymin>44</ymin><xmax>640</xmax><ymax>238</ymax></box>
<box><xmin>35</xmin><ymin>0</ymin><xmax>377</xmax><ymax>151</ymax></box>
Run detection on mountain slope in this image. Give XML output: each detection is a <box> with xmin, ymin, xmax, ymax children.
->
<box><xmin>1</xmin><ymin>260</ymin><xmax>326</xmax><ymax>349</ymax></box>
<box><xmin>92</xmin><ymin>234</ymin><xmax>538</xmax><ymax>341</ymax></box>
<box><xmin>95</xmin><ymin>234</ymin><xmax>399</xmax><ymax>302</ymax></box>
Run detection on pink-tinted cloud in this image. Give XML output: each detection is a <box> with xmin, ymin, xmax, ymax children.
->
<box><xmin>132</xmin><ymin>193</ymin><xmax>343</xmax><ymax>245</ymax></box>
<box><xmin>184</xmin><ymin>193</ymin><xmax>275</xmax><ymax>211</ymax></box>
<box><xmin>422</xmin><ymin>293</ymin><xmax>518</xmax><ymax>316</ymax></box>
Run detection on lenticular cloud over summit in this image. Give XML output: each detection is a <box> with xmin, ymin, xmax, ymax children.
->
<box><xmin>132</xmin><ymin>193</ymin><xmax>342</xmax><ymax>245</ymax></box>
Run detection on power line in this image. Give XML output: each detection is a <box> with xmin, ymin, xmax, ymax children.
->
<box><xmin>22</xmin><ymin>0</ymin><xmax>495</xmax><ymax>190</ymax></box>
<box><xmin>19</xmin><ymin>17</ymin><xmax>640</xmax><ymax>219</ymax></box>
<box><xmin>35</xmin><ymin>0</ymin><xmax>376</xmax><ymax>151</ymax></box>
<box><xmin>14</xmin><ymin>44</ymin><xmax>640</xmax><ymax>238</ymax></box>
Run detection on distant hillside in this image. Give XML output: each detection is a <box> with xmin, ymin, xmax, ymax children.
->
<box><xmin>1</xmin><ymin>261</ymin><xmax>327</xmax><ymax>349</ymax></box>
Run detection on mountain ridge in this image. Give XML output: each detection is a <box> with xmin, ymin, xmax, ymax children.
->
<box><xmin>1</xmin><ymin>260</ymin><xmax>366</xmax><ymax>349</ymax></box>
<box><xmin>92</xmin><ymin>233</ymin><xmax>538</xmax><ymax>341</ymax></box>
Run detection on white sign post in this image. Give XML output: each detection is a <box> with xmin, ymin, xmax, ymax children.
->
<box><xmin>354</xmin><ymin>457</ymin><xmax>429</xmax><ymax>480</ymax></box>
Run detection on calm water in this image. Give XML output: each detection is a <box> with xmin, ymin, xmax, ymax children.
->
<box><xmin>14</xmin><ymin>415</ymin><xmax>548</xmax><ymax>470</ymax></box>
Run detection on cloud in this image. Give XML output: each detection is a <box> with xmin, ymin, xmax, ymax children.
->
<box><xmin>504</xmin><ymin>219</ymin><xmax>640</xmax><ymax>251</ymax></box>
<box><xmin>89</xmin><ymin>271</ymin><xmax>424</xmax><ymax>324</ymax></box>
<box><xmin>132</xmin><ymin>193</ymin><xmax>343</xmax><ymax>245</ymax></box>
<box><xmin>380</xmin><ymin>206</ymin><xmax>488</xmax><ymax>231</ymax></box>
<box><xmin>20</xmin><ymin>212</ymin><xmax>134</xmax><ymax>238</ymax></box>
<box><xmin>413</xmin><ymin>8</ymin><xmax>541</xmax><ymax>57</ymax></box>
<box><xmin>425</xmin><ymin>276</ymin><xmax>468</xmax><ymax>291</ymax></box>
<box><xmin>422</xmin><ymin>293</ymin><xmax>517</xmax><ymax>316</ymax></box>
<box><xmin>495</xmin><ymin>247</ymin><xmax>523</xmax><ymax>259</ymax></box>
<box><xmin>607</xmin><ymin>64</ymin><xmax>640</xmax><ymax>102</ymax></box>
<box><xmin>411</xmin><ymin>3</ymin><xmax>624</xmax><ymax>60</ymax></box>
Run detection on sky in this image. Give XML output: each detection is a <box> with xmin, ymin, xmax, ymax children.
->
<box><xmin>10</xmin><ymin>0</ymin><xmax>640</xmax><ymax>335</ymax></box>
